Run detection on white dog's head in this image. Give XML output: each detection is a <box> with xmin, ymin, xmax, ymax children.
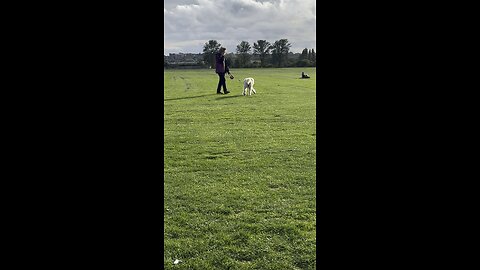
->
<box><xmin>244</xmin><ymin>78</ymin><xmax>254</xmax><ymax>87</ymax></box>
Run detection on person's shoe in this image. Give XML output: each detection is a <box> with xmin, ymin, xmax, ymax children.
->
<box><xmin>224</xmin><ymin>90</ymin><xmax>230</xmax><ymax>94</ymax></box>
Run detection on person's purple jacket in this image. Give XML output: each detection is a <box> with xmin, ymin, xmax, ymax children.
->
<box><xmin>215</xmin><ymin>52</ymin><xmax>225</xmax><ymax>73</ymax></box>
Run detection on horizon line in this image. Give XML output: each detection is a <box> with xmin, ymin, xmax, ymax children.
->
<box><xmin>164</xmin><ymin>50</ymin><xmax>317</xmax><ymax>56</ymax></box>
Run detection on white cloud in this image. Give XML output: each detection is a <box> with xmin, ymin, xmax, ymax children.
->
<box><xmin>164</xmin><ymin>0</ymin><xmax>316</xmax><ymax>55</ymax></box>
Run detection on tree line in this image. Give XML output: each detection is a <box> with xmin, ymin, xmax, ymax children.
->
<box><xmin>164</xmin><ymin>39</ymin><xmax>316</xmax><ymax>69</ymax></box>
<box><xmin>203</xmin><ymin>39</ymin><xmax>316</xmax><ymax>68</ymax></box>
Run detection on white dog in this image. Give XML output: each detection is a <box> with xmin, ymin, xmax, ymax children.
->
<box><xmin>243</xmin><ymin>78</ymin><xmax>256</xmax><ymax>96</ymax></box>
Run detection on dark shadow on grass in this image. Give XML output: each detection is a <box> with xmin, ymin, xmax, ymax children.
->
<box><xmin>216</xmin><ymin>94</ymin><xmax>243</xmax><ymax>100</ymax></box>
<box><xmin>164</xmin><ymin>94</ymin><xmax>216</xmax><ymax>101</ymax></box>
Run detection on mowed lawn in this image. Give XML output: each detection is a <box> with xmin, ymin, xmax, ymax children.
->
<box><xmin>164</xmin><ymin>68</ymin><xmax>316</xmax><ymax>269</ymax></box>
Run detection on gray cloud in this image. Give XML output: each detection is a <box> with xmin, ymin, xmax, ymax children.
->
<box><xmin>164</xmin><ymin>0</ymin><xmax>316</xmax><ymax>55</ymax></box>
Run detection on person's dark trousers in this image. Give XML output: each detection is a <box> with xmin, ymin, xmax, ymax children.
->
<box><xmin>216</xmin><ymin>72</ymin><xmax>228</xmax><ymax>93</ymax></box>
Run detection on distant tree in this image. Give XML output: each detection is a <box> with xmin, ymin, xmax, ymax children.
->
<box><xmin>234</xmin><ymin>58</ymin><xmax>241</xmax><ymax>68</ymax></box>
<box><xmin>236</xmin><ymin>41</ymin><xmax>251</xmax><ymax>68</ymax></box>
<box><xmin>164</xmin><ymin>55</ymin><xmax>170</xmax><ymax>69</ymax></box>
<box><xmin>300</xmin><ymin>48</ymin><xmax>308</xmax><ymax>60</ymax></box>
<box><xmin>270</xmin><ymin>51</ymin><xmax>279</xmax><ymax>67</ymax></box>
<box><xmin>253</xmin><ymin>40</ymin><xmax>271</xmax><ymax>67</ymax></box>
<box><xmin>203</xmin><ymin>40</ymin><xmax>221</xmax><ymax>69</ymax></box>
<box><xmin>269</xmin><ymin>39</ymin><xmax>291</xmax><ymax>67</ymax></box>
<box><xmin>311</xmin><ymin>49</ymin><xmax>316</xmax><ymax>66</ymax></box>
<box><xmin>297</xmin><ymin>49</ymin><xmax>313</xmax><ymax>67</ymax></box>
<box><xmin>225</xmin><ymin>57</ymin><xmax>232</xmax><ymax>69</ymax></box>
<box><xmin>296</xmin><ymin>59</ymin><xmax>313</xmax><ymax>67</ymax></box>
<box><xmin>251</xmin><ymin>61</ymin><xmax>261</xmax><ymax>68</ymax></box>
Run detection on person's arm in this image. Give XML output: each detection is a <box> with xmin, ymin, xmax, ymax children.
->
<box><xmin>222</xmin><ymin>55</ymin><xmax>226</xmax><ymax>72</ymax></box>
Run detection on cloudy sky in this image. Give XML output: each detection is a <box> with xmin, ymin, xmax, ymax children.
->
<box><xmin>164</xmin><ymin>0</ymin><xmax>316</xmax><ymax>55</ymax></box>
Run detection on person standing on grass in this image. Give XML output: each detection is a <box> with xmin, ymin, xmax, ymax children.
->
<box><xmin>215</xmin><ymin>47</ymin><xmax>230</xmax><ymax>94</ymax></box>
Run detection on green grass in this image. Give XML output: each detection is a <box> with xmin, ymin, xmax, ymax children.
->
<box><xmin>164</xmin><ymin>68</ymin><xmax>316</xmax><ymax>269</ymax></box>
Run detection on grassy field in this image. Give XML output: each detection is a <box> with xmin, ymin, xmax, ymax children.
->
<box><xmin>164</xmin><ymin>67</ymin><xmax>316</xmax><ymax>269</ymax></box>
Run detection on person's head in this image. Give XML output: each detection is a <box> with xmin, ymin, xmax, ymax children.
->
<box><xmin>219</xmin><ymin>47</ymin><xmax>226</xmax><ymax>55</ymax></box>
